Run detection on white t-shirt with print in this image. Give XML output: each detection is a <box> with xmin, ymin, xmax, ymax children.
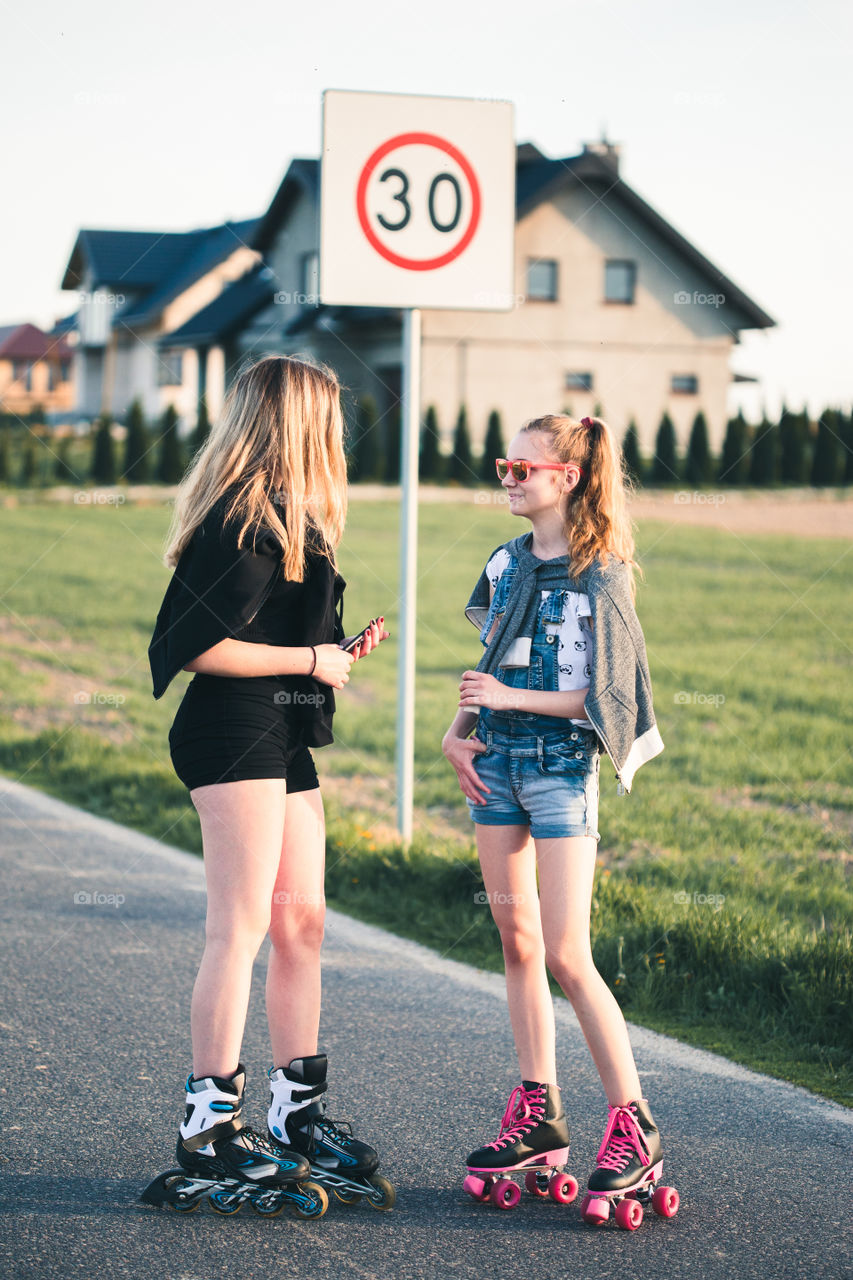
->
<box><xmin>484</xmin><ymin>548</ymin><xmax>594</xmax><ymax>729</ymax></box>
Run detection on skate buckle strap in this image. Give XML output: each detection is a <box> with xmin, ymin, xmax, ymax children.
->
<box><xmin>181</xmin><ymin>1114</ymin><xmax>244</xmax><ymax>1153</ymax></box>
<box><xmin>486</xmin><ymin>1084</ymin><xmax>546</xmax><ymax>1151</ymax></box>
<box><xmin>595</xmin><ymin>1104</ymin><xmax>651</xmax><ymax>1172</ymax></box>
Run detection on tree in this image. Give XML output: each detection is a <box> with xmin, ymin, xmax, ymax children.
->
<box><xmin>122</xmin><ymin>397</ymin><xmax>150</xmax><ymax>483</ymax></box>
<box><xmin>91</xmin><ymin>413</ymin><xmax>117</xmax><ymax>483</ymax></box>
<box><xmin>684</xmin><ymin>411</ymin><xmax>712</xmax><ymax>486</ymax></box>
<box><xmin>621</xmin><ymin>421</ymin><xmax>643</xmax><ymax>487</ymax></box>
<box><xmin>448</xmin><ymin>405</ymin><xmax>474</xmax><ymax>484</ymax></box>
<box><xmin>383</xmin><ymin>398</ymin><xmax>401</xmax><ymax>484</ymax></box>
<box><xmin>651</xmin><ymin>412</ymin><xmax>679</xmax><ymax>484</ymax></box>
<box><xmin>748</xmin><ymin>415</ymin><xmax>778</xmax><ymax>486</ymax></box>
<box><xmin>190</xmin><ymin>395</ymin><xmax>211</xmax><ymax>456</ymax></box>
<box><xmin>811</xmin><ymin>409</ymin><xmax>844</xmax><ymax>486</ymax></box>
<box><xmin>156</xmin><ymin>404</ymin><xmax>184</xmax><ymax>484</ymax></box>
<box><xmin>349</xmin><ymin>394</ymin><xmax>382</xmax><ymax>482</ymax></box>
<box><xmin>841</xmin><ymin>411</ymin><xmax>853</xmax><ymax>485</ymax></box>
<box><xmin>419</xmin><ymin>404</ymin><xmax>443</xmax><ymax>481</ymax></box>
<box><xmin>53</xmin><ymin>435</ymin><xmax>77</xmax><ymax>482</ymax></box>
<box><xmin>0</xmin><ymin>427</ymin><xmax>10</xmax><ymax>483</ymax></box>
<box><xmin>718</xmin><ymin>412</ymin><xmax>751</xmax><ymax>485</ymax></box>
<box><xmin>19</xmin><ymin>436</ymin><xmax>39</xmax><ymax>486</ymax></box>
<box><xmin>778</xmin><ymin>404</ymin><xmax>810</xmax><ymax>484</ymax></box>
<box><xmin>480</xmin><ymin>410</ymin><xmax>505</xmax><ymax>483</ymax></box>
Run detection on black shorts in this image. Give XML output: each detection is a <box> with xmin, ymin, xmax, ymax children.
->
<box><xmin>168</xmin><ymin>674</ymin><xmax>320</xmax><ymax>794</ymax></box>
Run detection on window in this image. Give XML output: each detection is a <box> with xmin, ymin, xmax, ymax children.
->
<box><xmin>300</xmin><ymin>251</ymin><xmax>319</xmax><ymax>303</ymax></box>
<box><xmin>671</xmin><ymin>374</ymin><xmax>699</xmax><ymax>394</ymax></box>
<box><xmin>12</xmin><ymin>358</ymin><xmax>32</xmax><ymax>388</ymax></box>
<box><xmin>60</xmin><ymin>359</ymin><xmax>71</xmax><ymax>383</ymax></box>
<box><xmin>565</xmin><ymin>371</ymin><xmax>594</xmax><ymax>392</ymax></box>
<box><xmin>526</xmin><ymin>259</ymin><xmax>558</xmax><ymax>301</ymax></box>
<box><xmin>158</xmin><ymin>350</ymin><xmax>183</xmax><ymax>386</ymax></box>
<box><xmin>605</xmin><ymin>259</ymin><xmax>636</xmax><ymax>304</ymax></box>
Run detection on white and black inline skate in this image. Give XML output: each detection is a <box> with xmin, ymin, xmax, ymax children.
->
<box><xmin>267</xmin><ymin>1053</ymin><xmax>395</xmax><ymax>1210</ymax></box>
<box><xmin>139</xmin><ymin>1062</ymin><xmax>328</xmax><ymax>1218</ymax></box>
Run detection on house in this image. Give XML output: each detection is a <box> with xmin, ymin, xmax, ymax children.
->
<box><xmin>227</xmin><ymin>141</ymin><xmax>774</xmax><ymax>454</ymax></box>
<box><xmin>59</xmin><ymin>220</ymin><xmax>262</xmax><ymax>424</ymax></box>
<box><xmin>0</xmin><ymin>323</ymin><xmax>74</xmax><ymax>419</ymax></box>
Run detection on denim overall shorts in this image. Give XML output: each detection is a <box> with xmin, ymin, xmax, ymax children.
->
<box><xmin>468</xmin><ymin>579</ymin><xmax>601</xmax><ymax>841</ymax></box>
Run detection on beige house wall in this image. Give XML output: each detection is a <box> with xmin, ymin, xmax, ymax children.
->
<box><xmin>421</xmin><ymin>185</ymin><xmax>745</xmax><ymax>456</ymax></box>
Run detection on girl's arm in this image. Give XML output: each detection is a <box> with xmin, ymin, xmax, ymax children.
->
<box><xmin>442</xmin><ymin>707</ymin><xmax>490</xmax><ymax>804</ymax></box>
<box><xmin>184</xmin><ymin>638</ymin><xmax>354</xmax><ymax>687</ymax></box>
<box><xmin>458</xmin><ymin>673</ymin><xmax>589</xmax><ymax>720</ymax></box>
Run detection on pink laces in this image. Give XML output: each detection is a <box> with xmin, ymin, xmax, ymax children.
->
<box><xmin>595</xmin><ymin>1104</ymin><xmax>651</xmax><ymax>1172</ymax></box>
<box><xmin>486</xmin><ymin>1084</ymin><xmax>545</xmax><ymax>1151</ymax></box>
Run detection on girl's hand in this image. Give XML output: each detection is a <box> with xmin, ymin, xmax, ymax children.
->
<box><xmin>350</xmin><ymin>616</ymin><xmax>390</xmax><ymax>661</ymax></box>
<box><xmin>442</xmin><ymin>732</ymin><xmax>490</xmax><ymax>804</ymax></box>
<box><xmin>312</xmin><ymin>643</ymin><xmax>355</xmax><ymax>689</ymax></box>
<box><xmin>458</xmin><ymin>670</ymin><xmax>520</xmax><ymax>712</ymax></box>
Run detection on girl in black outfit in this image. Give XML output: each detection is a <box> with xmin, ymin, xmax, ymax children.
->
<box><xmin>146</xmin><ymin>355</ymin><xmax>391</xmax><ymax>1213</ymax></box>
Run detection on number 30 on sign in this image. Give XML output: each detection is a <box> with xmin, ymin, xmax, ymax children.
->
<box><xmin>320</xmin><ymin>91</ymin><xmax>515</xmax><ymax>311</ymax></box>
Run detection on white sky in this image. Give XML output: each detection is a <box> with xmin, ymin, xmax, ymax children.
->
<box><xmin>3</xmin><ymin>0</ymin><xmax>851</xmax><ymax>421</ymax></box>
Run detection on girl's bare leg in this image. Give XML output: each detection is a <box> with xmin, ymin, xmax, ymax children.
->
<box><xmin>188</xmin><ymin>778</ymin><xmax>287</xmax><ymax>1078</ymax></box>
<box><xmin>266</xmin><ymin>786</ymin><xmax>326</xmax><ymax>1067</ymax></box>
<box><xmin>536</xmin><ymin>835</ymin><xmax>642</xmax><ymax>1105</ymax></box>
<box><xmin>476</xmin><ymin>824</ymin><xmax>557</xmax><ymax>1083</ymax></box>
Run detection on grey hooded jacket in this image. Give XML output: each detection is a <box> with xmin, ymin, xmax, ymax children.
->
<box><xmin>465</xmin><ymin>533</ymin><xmax>664</xmax><ymax>793</ymax></box>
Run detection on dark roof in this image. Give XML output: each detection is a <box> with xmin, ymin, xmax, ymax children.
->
<box><xmin>161</xmin><ymin>264</ymin><xmax>277</xmax><ymax>348</ymax></box>
<box><xmin>61</xmin><ymin>218</ymin><xmax>261</xmax><ymax>327</ymax></box>
<box><xmin>0</xmin><ymin>322</ymin><xmax>73</xmax><ymax>361</ymax></box>
<box><xmin>285</xmin><ymin>303</ymin><xmax>402</xmax><ymax>337</ymax></box>
<box><xmin>252</xmin><ymin>160</ymin><xmax>318</xmax><ymax>253</ymax></box>
<box><xmin>515</xmin><ymin>144</ymin><xmax>775</xmax><ymax>329</ymax></box>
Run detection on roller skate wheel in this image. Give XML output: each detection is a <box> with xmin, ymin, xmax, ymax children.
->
<box><xmin>209</xmin><ymin>1190</ymin><xmax>242</xmax><ymax>1215</ymax></box>
<box><xmin>548</xmin><ymin>1172</ymin><xmax>579</xmax><ymax>1205</ymax></box>
<box><xmin>162</xmin><ymin>1174</ymin><xmax>200</xmax><ymax>1213</ymax></box>
<box><xmin>489</xmin><ymin>1178</ymin><xmax>522</xmax><ymax>1210</ymax></box>
<box><xmin>652</xmin><ymin>1184</ymin><xmax>680</xmax><ymax>1217</ymax></box>
<box><xmin>250</xmin><ymin>1196</ymin><xmax>285</xmax><ymax>1217</ymax></box>
<box><xmin>463</xmin><ymin>1173</ymin><xmax>492</xmax><ymax>1202</ymax></box>
<box><xmin>365</xmin><ymin>1174</ymin><xmax>396</xmax><ymax>1212</ymax></box>
<box><xmin>524</xmin><ymin>1169</ymin><xmax>549</xmax><ymax>1198</ymax></box>
<box><xmin>291</xmin><ymin>1181</ymin><xmax>328</xmax><ymax>1219</ymax></box>
<box><xmin>331</xmin><ymin>1185</ymin><xmax>362</xmax><ymax>1206</ymax></box>
<box><xmin>581</xmin><ymin>1194</ymin><xmax>610</xmax><ymax>1225</ymax></box>
<box><xmin>615</xmin><ymin>1197</ymin><xmax>644</xmax><ymax>1230</ymax></box>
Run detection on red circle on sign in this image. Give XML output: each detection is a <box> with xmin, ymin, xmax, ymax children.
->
<box><xmin>355</xmin><ymin>131</ymin><xmax>482</xmax><ymax>272</ymax></box>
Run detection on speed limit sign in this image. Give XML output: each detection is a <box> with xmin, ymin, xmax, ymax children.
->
<box><xmin>320</xmin><ymin>90</ymin><xmax>515</xmax><ymax>309</ymax></box>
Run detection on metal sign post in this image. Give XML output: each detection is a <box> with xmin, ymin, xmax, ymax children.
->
<box><xmin>396</xmin><ymin>307</ymin><xmax>421</xmax><ymax>841</ymax></box>
<box><xmin>319</xmin><ymin>89</ymin><xmax>515</xmax><ymax>842</ymax></box>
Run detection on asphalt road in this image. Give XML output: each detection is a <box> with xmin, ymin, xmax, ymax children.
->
<box><xmin>1</xmin><ymin>774</ymin><xmax>851</xmax><ymax>1280</ymax></box>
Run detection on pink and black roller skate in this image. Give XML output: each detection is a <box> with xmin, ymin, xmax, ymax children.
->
<box><xmin>463</xmin><ymin>1081</ymin><xmax>578</xmax><ymax>1211</ymax></box>
<box><xmin>580</xmin><ymin>1098</ymin><xmax>679</xmax><ymax>1231</ymax></box>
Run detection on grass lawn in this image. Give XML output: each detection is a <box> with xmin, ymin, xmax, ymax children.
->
<box><xmin>1</xmin><ymin>489</ymin><xmax>851</xmax><ymax>1104</ymax></box>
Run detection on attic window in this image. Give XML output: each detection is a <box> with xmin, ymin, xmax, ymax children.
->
<box><xmin>671</xmin><ymin>374</ymin><xmax>699</xmax><ymax>395</ymax></box>
<box><xmin>526</xmin><ymin>259</ymin><xmax>558</xmax><ymax>301</ymax></box>
<box><xmin>605</xmin><ymin>260</ymin><xmax>636</xmax><ymax>304</ymax></box>
<box><xmin>565</xmin><ymin>371</ymin><xmax>594</xmax><ymax>392</ymax></box>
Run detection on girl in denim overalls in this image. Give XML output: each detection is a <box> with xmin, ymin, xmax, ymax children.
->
<box><xmin>442</xmin><ymin>414</ymin><xmax>676</xmax><ymax>1228</ymax></box>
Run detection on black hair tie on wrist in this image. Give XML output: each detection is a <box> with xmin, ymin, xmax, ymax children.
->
<box><xmin>308</xmin><ymin>645</ymin><xmax>317</xmax><ymax>676</ymax></box>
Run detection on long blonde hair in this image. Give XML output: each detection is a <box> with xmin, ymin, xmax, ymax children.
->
<box><xmin>163</xmin><ymin>354</ymin><xmax>348</xmax><ymax>581</ymax></box>
<box><xmin>521</xmin><ymin>413</ymin><xmax>642</xmax><ymax>599</ymax></box>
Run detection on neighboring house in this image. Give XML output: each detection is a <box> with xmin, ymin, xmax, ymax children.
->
<box><xmin>222</xmin><ymin>141</ymin><xmax>773</xmax><ymax>454</ymax></box>
<box><xmin>0</xmin><ymin>323</ymin><xmax>74</xmax><ymax>419</ymax></box>
<box><xmin>59</xmin><ymin>220</ymin><xmax>262</xmax><ymax>424</ymax></box>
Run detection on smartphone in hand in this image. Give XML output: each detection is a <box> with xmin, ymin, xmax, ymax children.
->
<box><xmin>340</xmin><ymin>619</ymin><xmax>377</xmax><ymax>653</ymax></box>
